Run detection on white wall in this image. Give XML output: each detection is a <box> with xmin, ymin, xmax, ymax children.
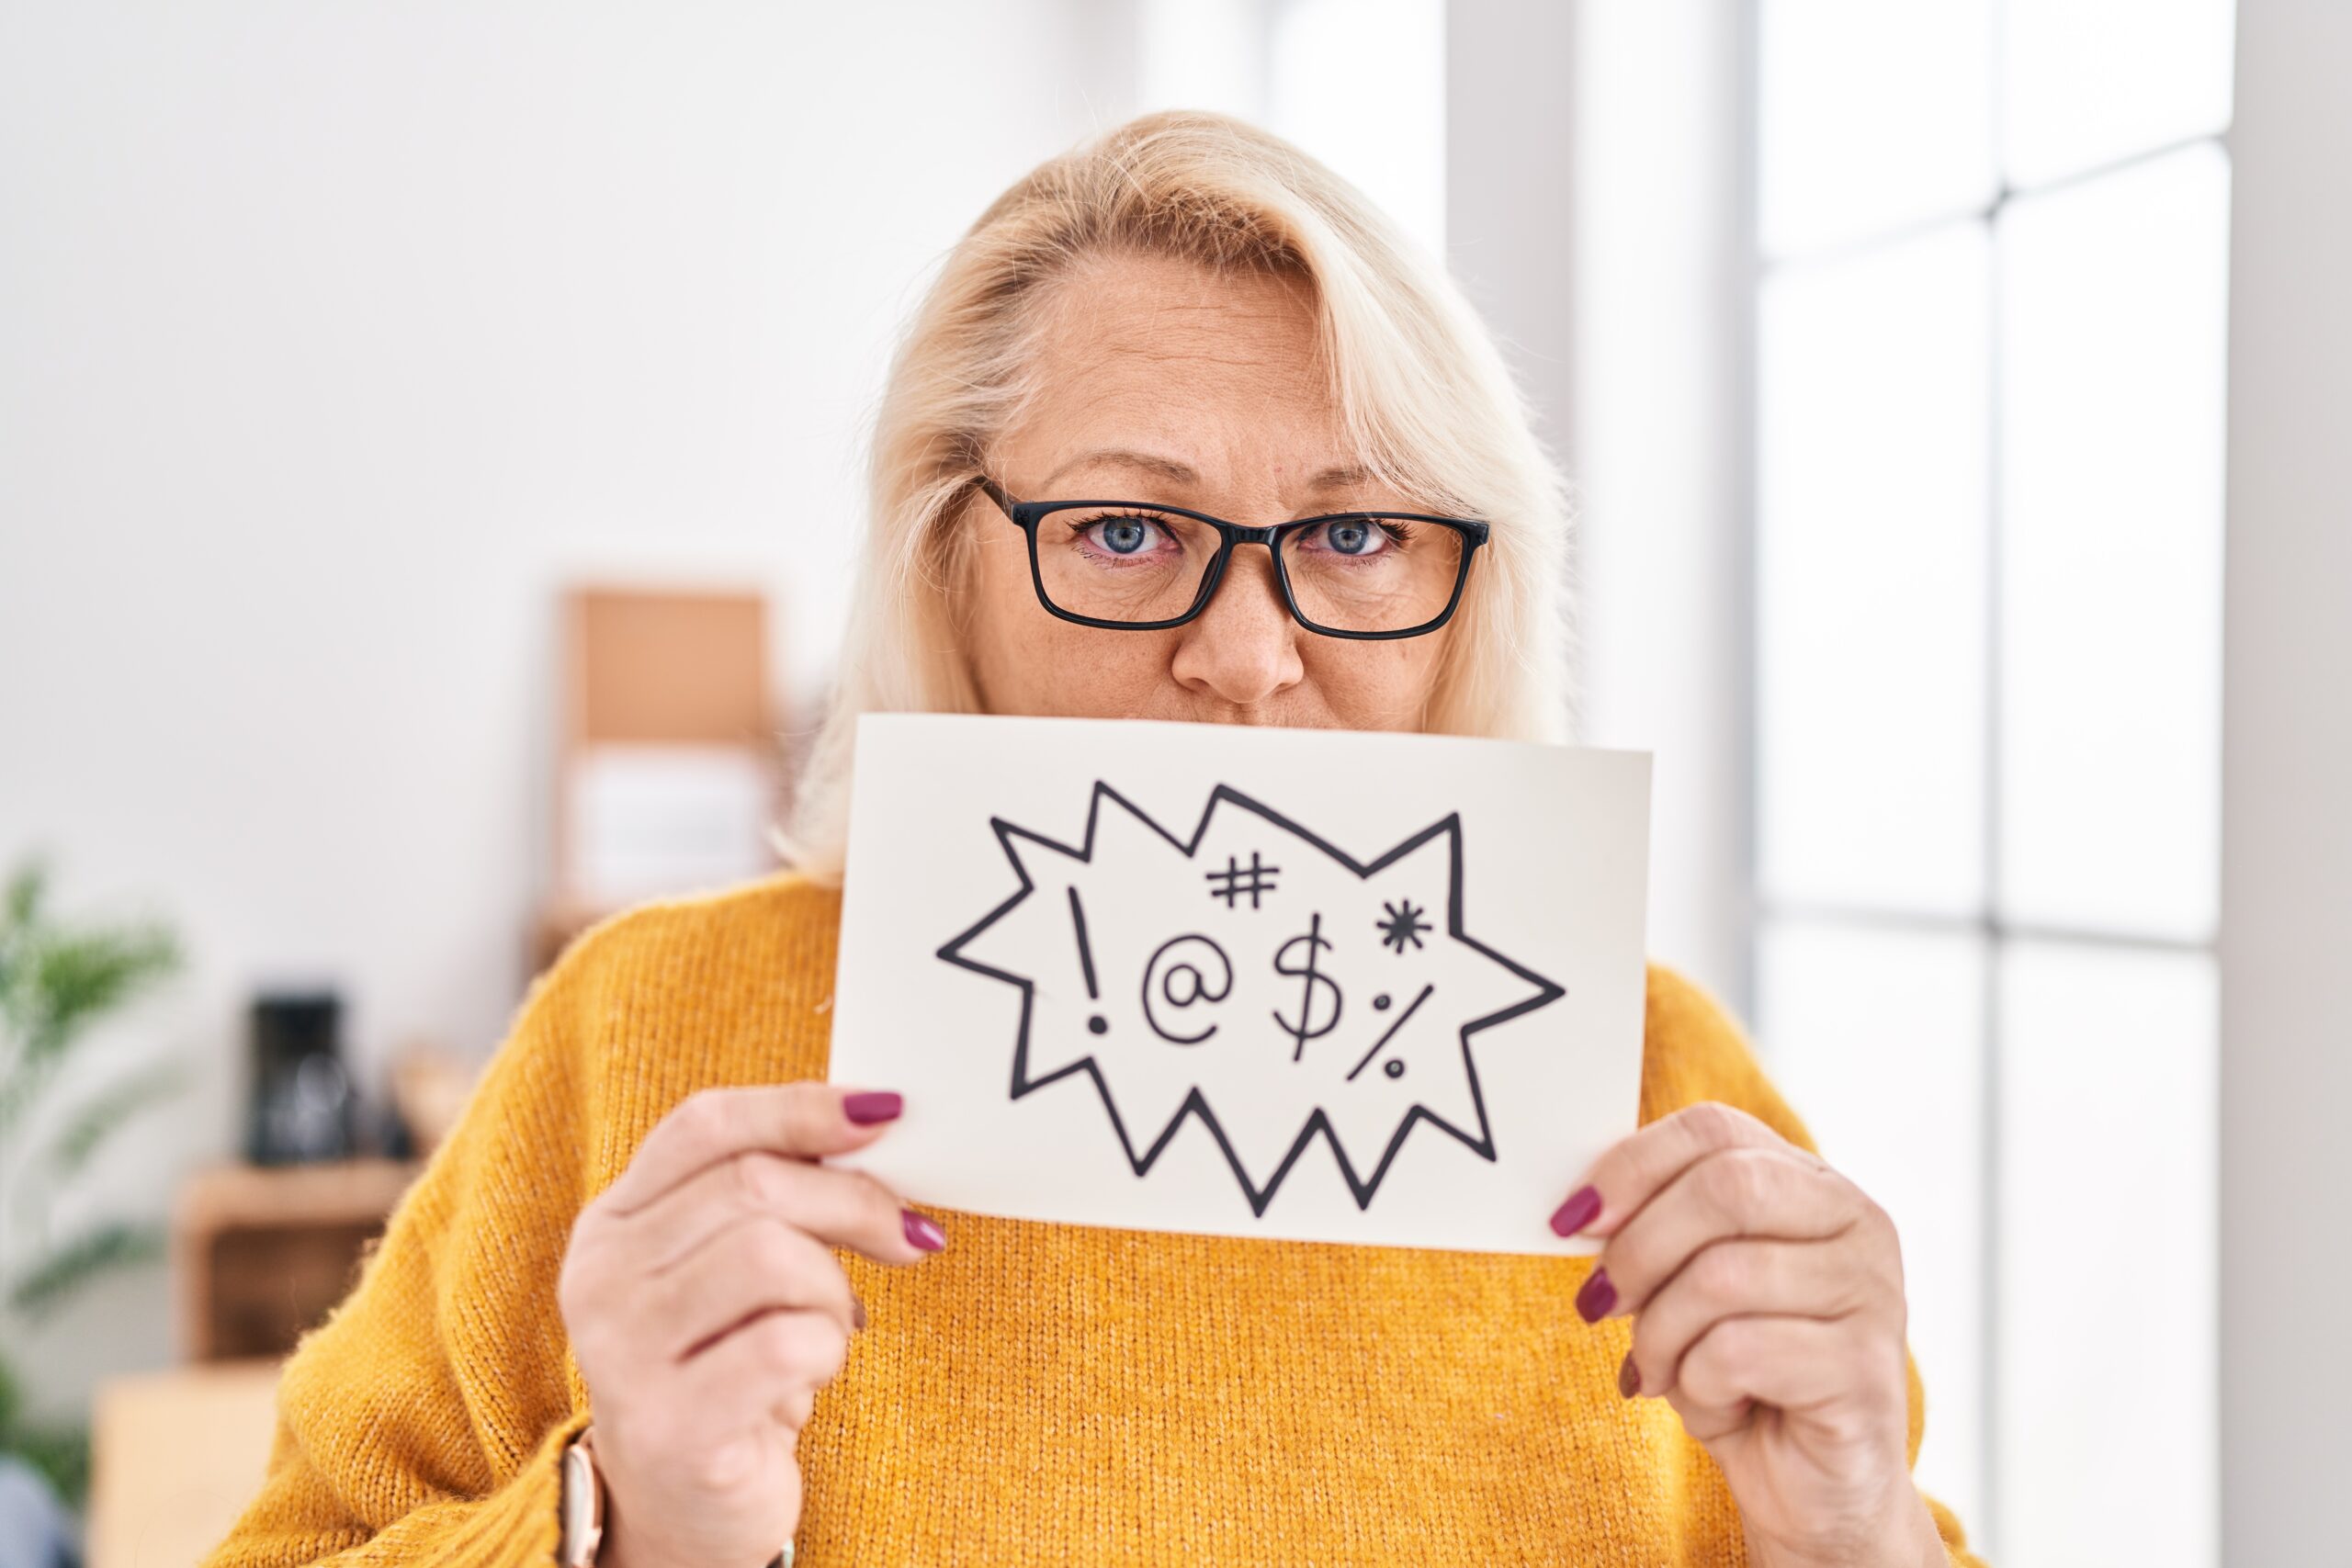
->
<box><xmin>1449</xmin><ymin>0</ymin><xmax>1753</xmax><ymax>1007</ymax></box>
<box><xmin>0</xmin><ymin>0</ymin><xmax>1124</xmax><ymax>1419</ymax></box>
<box><xmin>2219</xmin><ymin>0</ymin><xmax>2352</xmax><ymax>1558</ymax></box>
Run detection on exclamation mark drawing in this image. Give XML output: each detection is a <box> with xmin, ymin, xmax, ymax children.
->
<box><xmin>1068</xmin><ymin>886</ymin><xmax>1108</xmax><ymax>1036</ymax></box>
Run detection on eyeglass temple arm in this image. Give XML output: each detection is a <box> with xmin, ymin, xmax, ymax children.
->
<box><xmin>974</xmin><ymin>474</ymin><xmax>1017</xmax><ymax>515</ymax></box>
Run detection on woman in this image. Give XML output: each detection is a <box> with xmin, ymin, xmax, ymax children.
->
<box><xmin>204</xmin><ymin>111</ymin><xmax>1983</xmax><ymax>1567</ymax></box>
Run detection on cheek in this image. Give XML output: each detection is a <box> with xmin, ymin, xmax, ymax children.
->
<box><xmin>966</xmin><ymin>533</ymin><xmax>1173</xmax><ymax>716</ymax></box>
<box><xmin>1300</xmin><ymin>633</ymin><xmax>1448</xmax><ymax>728</ymax></box>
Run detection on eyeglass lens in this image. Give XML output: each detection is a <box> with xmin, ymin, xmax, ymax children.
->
<box><xmin>1031</xmin><ymin>506</ymin><xmax>1465</xmax><ymax>634</ymax></box>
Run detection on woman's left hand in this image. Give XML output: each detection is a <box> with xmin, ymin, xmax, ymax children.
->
<box><xmin>1549</xmin><ymin>1100</ymin><xmax>1949</xmax><ymax>1568</ymax></box>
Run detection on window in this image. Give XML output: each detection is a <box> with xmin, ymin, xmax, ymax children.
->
<box><xmin>1136</xmin><ymin>0</ymin><xmax>1446</xmax><ymax>261</ymax></box>
<box><xmin>1749</xmin><ymin>4</ymin><xmax>2233</xmax><ymax>1564</ymax></box>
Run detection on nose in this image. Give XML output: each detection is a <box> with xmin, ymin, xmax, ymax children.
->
<box><xmin>1168</xmin><ymin>546</ymin><xmax>1305</xmax><ymax>709</ymax></box>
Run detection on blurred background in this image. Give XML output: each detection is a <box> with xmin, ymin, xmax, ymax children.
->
<box><xmin>2</xmin><ymin>2</ymin><xmax>2344</xmax><ymax>1565</ymax></box>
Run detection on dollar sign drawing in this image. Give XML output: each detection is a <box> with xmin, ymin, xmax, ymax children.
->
<box><xmin>1272</xmin><ymin>911</ymin><xmax>1344</xmax><ymax>1062</ymax></box>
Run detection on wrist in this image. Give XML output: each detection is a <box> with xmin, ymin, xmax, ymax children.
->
<box><xmin>1739</xmin><ymin>1478</ymin><xmax>1945</xmax><ymax>1568</ymax></box>
<box><xmin>565</xmin><ymin>1427</ymin><xmax>793</xmax><ymax>1568</ymax></box>
<box><xmin>603</xmin><ymin>1529</ymin><xmax>791</xmax><ymax>1568</ymax></box>
<box><xmin>596</xmin><ymin>1500</ymin><xmax>779</xmax><ymax>1568</ymax></box>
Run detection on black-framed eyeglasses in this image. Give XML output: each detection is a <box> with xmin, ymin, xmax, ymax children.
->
<box><xmin>974</xmin><ymin>475</ymin><xmax>1488</xmax><ymax>640</ymax></box>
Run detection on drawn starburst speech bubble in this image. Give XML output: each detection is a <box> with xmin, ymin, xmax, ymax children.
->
<box><xmin>936</xmin><ymin>784</ymin><xmax>1566</xmax><ymax>1217</ymax></box>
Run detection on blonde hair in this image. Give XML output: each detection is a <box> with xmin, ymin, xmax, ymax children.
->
<box><xmin>778</xmin><ymin>109</ymin><xmax>1577</xmax><ymax>885</ymax></box>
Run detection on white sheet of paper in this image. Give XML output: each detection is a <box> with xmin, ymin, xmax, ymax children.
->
<box><xmin>827</xmin><ymin>713</ymin><xmax>1651</xmax><ymax>1256</ymax></box>
<box><xmin>571</xmin><ymin>743</ymin><xmax>775</xmax><ymax>908</ymax></box>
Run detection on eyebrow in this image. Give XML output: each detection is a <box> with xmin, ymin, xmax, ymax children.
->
<box><xmin>1038</xmin><ymin>447</ymin><xmax>1374</xmax><ymax>495</ymax></box>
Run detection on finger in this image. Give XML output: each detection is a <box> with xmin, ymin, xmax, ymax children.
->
<box><xmin>1658</xmin><ymin>1314</ymin><xmax>1891</xmax><ymax>1445</ymax></box>
<box><xmin>1549</xmin><ymin>1100</ymin><xmax>1829</xmax><ymax>1240</ymax></box>
<box><xmin>598</xmin><ymin>1084</ymin><xmax>905</xmax><ymax>1215</ymax></box>
<box><xmin>676</xmin><ymin>1307</ymin><xmax>851</xmax><ymax>1436</ymax></box>
<box><xmin>622</xmin><ymin>1148</ymin><xmax>939</xmax><ymax>1271</ymax></box>
<box><xmin>645</xmin><ymin>1214</ymin><xmax>862</xmax><ymax>1359</ymax></box>
<box><xmin>1623</xmin><ymin>1236</ymin><xmax>1888</xmax><ymax>1400</ymax></box>
<box><xmin>1581</xmin><ymin>1145</ymin><xmax>1866</xmax><ymax>1321</ymax></box>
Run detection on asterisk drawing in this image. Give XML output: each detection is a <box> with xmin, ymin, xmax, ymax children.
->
<box><xmin>1376</xmin><ymin>898</ymin><xmax>1431</xmax><ymax>954</ymax></box>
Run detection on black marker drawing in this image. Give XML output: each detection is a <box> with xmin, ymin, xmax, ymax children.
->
<box><xmin>1141</xmin><ymin>934</ymin><xmax>1232</xmax><ymax>1045</ymax></box>
<box><xmin>1204</xmin><ymin>851</ymin><xmax>1280</xmax><ymax>908</ymax></box>
<box><xmin>1066</xmin><ymin>886</ymin><xmax>1108</xmax><ymax>1036</ymax></box>
<box><xmin>936</xmin><ymin>783</ymin><xmax>1566</xmax><ymax>1217</ymax></box>
<box><xmin>1271</xmin><ymin>911</ymin><xmax>1342</xmax><ymax>1062</ymax></box>
<box><xmin>1346</xmin><ymin>982</ymin><xmax>1434</xmax><ymax>1082</ymax></box>
<box><xmin>1377</xmin><ymin>898</ymin><xmax>1432</xmax><ymax>953</ymax></box>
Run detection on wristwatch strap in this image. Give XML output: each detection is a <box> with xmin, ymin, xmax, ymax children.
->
<box><xmin>558</xmin><ymin>1426</ymin><xmax>603</xmax><ymax>1567</ymax></box>
<box><xmin>560</xmin><ymin>1425</ymin><xmax>794</xmax><ymax>1568</ymax></box>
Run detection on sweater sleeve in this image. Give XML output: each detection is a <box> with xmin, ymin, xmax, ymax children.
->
<box><xmin>196</xmin><ymin>921</ymin><xmax>613</xmax><ymax>1567</ymax></box>
<box><xmin>1642</xmin><ymin>963</ymin><xmax>1993</xmax><ymax>1568</ymax></box>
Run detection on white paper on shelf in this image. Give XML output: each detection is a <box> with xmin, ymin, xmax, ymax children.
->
<box><xmin>570</xmin><ymin>743</ymin><xmax>773</xmax><ymax>908</ymax></box>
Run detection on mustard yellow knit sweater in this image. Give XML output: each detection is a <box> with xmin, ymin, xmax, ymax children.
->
<box><xmin>200</xmin><ymin>871</ymin><xmax>1985</xmax><ymax>1567</ymax></box>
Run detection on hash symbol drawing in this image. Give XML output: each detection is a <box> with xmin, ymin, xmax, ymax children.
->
<box><xmin>936</xmin><ymin>784</ymin><xmax>1567</xmax><ymax>1217</ymax></box>
<box><xmin>1204</xmin><ymin>852</ymin><xmax>1280</xmax><ymax>908</ymax></box>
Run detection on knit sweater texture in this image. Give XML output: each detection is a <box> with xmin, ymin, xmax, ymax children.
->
<box><xmin>199</xmin><ymin>870</ymin><xmax>1985</xmax><ymax>1566</ymax></box>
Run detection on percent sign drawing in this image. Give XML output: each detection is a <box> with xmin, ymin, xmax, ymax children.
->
<box><xmin>936</xmin><ymin>783</ymin><xmax>1566</xmax><ymax>1216</ymax></box>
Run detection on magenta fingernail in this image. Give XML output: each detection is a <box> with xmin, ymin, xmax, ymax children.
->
<box><xmin>903</xmin><ymin>1208</ymin><xmax>947</xmax><ymax>1252</ymax></box>
<box><xmin>1550</xmin><ymin>1184</ymin><xmax>1602</xmax><ymax>1237</ymax></box>
<box><xmin>844</xmin><ymin>1091</ymin><xmax>903</xmax><ymax>1125</ymax></box>
<box><xmin>1575</xmin><ymin>1266</ymin><xmax>1616</xmax><ymax>1323</ymax></box>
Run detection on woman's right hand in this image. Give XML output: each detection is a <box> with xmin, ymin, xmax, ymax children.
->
<box><xmin>556</xmin><ymin>1082</ymin><xmax>944</xmax><ymax>1568</ymax></box>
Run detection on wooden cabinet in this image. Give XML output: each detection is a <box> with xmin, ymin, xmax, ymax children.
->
<box><xmin>171</xmin><ymin>1158</ymin><xmax>423</xmax><ymax>1362</ymax></box>
<box><xmin>86</xmin><ymin>1359</ymin><xmax>283</xmax><ymax>1568</ymax></box>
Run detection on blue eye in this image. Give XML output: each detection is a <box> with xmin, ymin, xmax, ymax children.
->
<box><xmin>1322</xmin><ymin>518</ymin><xmax>1384</xmax><ymax>557</ymax></box>
<box><xmin>1096</xmin><ymin>519</ymin><xmax>1151</xmax><ymax>555</ymax></box>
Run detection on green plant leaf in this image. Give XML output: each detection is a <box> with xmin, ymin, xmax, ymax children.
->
<box><xmin>46</xmin><ymin>1061</ymin><xmax>194</xmax><ymax>1182</ymax></box>
<box><xmin>1</xmin><ymin>856</ymin><xmax>47</xmax><ymax>934</ymax></box>
<box><xmin>6</xmin><ymin>1221</ymin><xmax>165</xmax><ymax>1321</ymax></box>
<box><xmin>0</xmin><ymin>857</ymin><xmax>55</xmax><ymax>1027</ymax></box>
<box><xmin>8</xmin><ymin>1418</ymin><xmax>92</xmax><ymax>1511</ymax></box>
<box><xmin>25</xmin><ymin>923</ymin><xmax>182</xmax><ymax>1046</ymax></box>
<box><xmin>0</xmin><ymin>920</ymin><xmax>179</xmax><ymax>1138</ymax></box>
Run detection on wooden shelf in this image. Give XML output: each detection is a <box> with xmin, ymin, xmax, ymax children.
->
<box><xmin>172</xmin><ymin>1158</ymin><xmax>424</xmax><ymax>1362</ymax></box>
<box><xmin>87</xmin><ymin>1358</ymin><xmax>284</xmax><ymax>1568</ymax></box>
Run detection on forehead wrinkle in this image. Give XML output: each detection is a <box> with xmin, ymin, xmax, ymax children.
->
<box><xmin>1091</xmin><ymin>344</ymin><xmax>1308</xmax><ymax>384</ymax></box>
<box><xmin>1012</xmin><ymin>257</ymin><xmax>1367</xmax><ymax>504</ymax></box>
<box><xmin>1039</xmin><ymin>447</ymin><xmax>1380</xmax><ymax>499</ymax></box>
<box><xmin>1031</xmin><ymin>267</ymin><xmax>1324</xmax><ymax>389</ymax></box>
<box><xmin>1043</xmin><ymin>447</ymin><xmax>1202</xmax><ymax>491</ymax></box>
<box><xmin>1029</xmin><ymin>379</ymin><xmax>1359</xmax><ymax>496</ymax></box>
